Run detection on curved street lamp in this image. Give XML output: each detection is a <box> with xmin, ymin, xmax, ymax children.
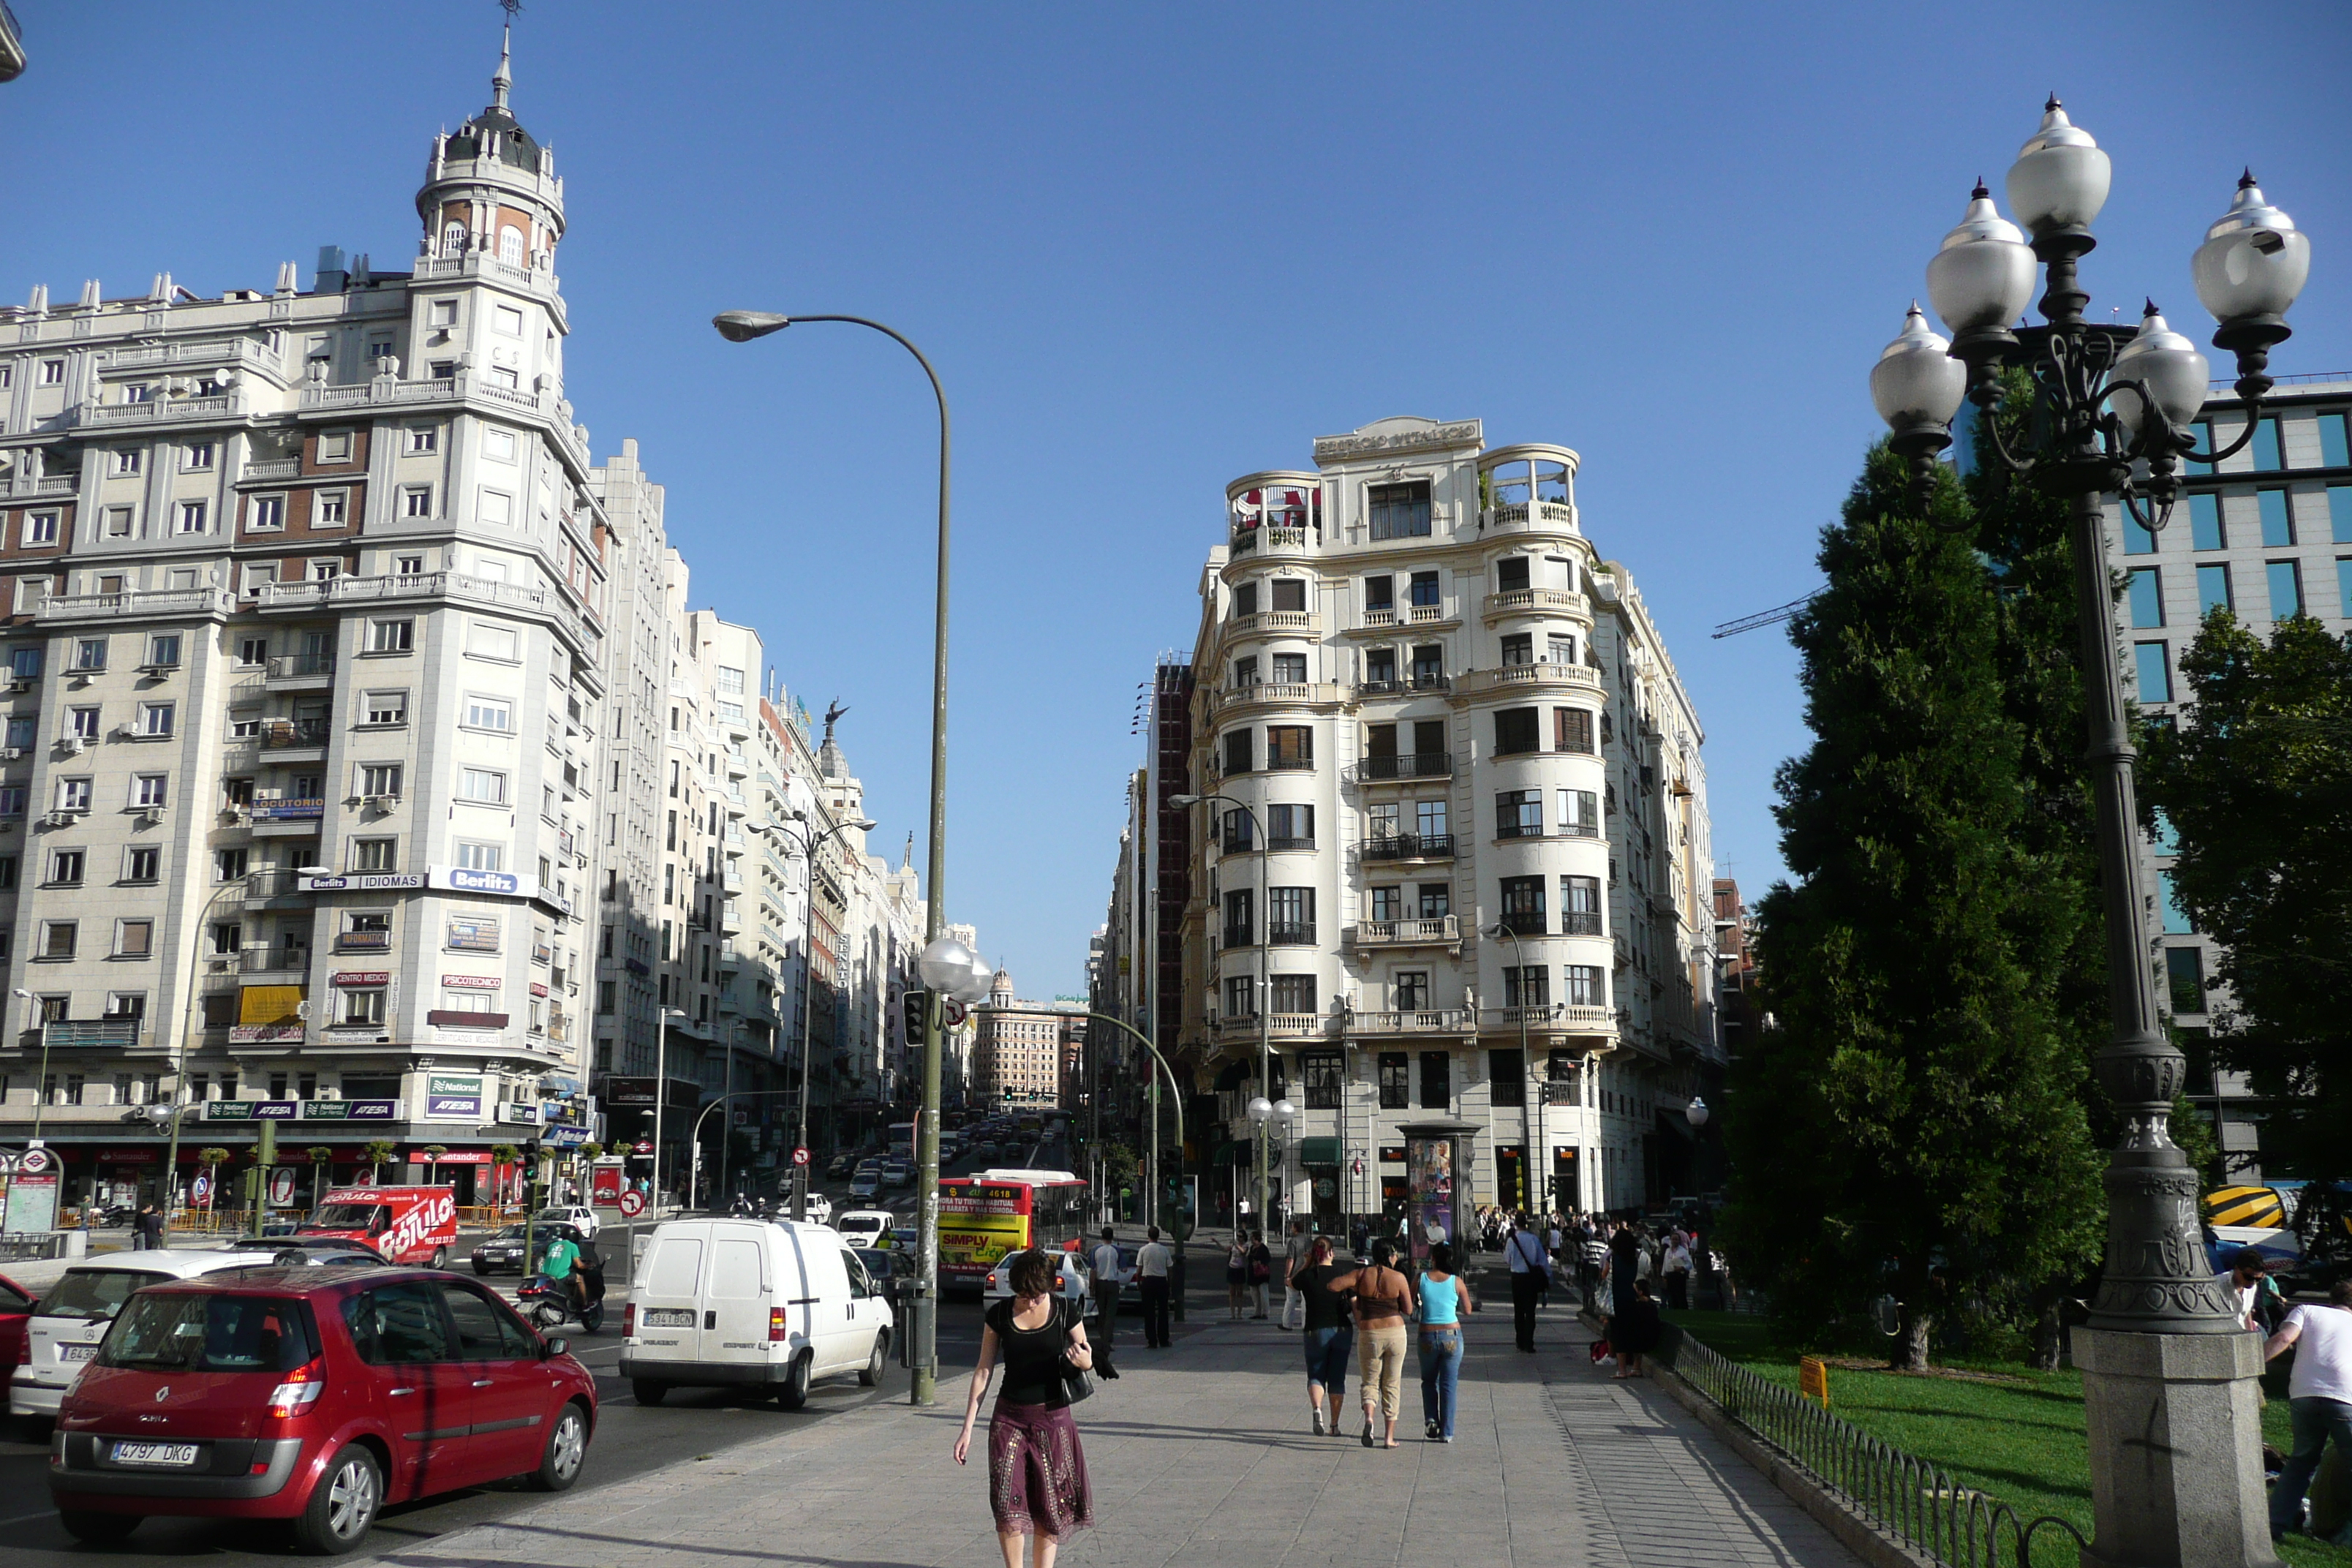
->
<box><xmin>1171</xmin><ymin>791</ymin><xmax>1273</xmax><ymax>1235</ymax></box>
<box><xmin>1872</xmin><ymin>99</ymin><xmax>2310</xmax><ymax>1566</ymax></box>
<box><xmin>715</xmin><ymin>309</ymin><xmax>954</xmax><ymax>1407</ymax></box>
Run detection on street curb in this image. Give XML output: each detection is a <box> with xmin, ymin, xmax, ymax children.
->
<box><xmin>1579</xmin><ymin>1308</ymin><xmax>1937</xmax><ymax>1568</ymax></box>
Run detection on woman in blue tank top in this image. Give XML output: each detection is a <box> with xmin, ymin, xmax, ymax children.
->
<box><xmin>1417</xmin><ymin>1243</ymin><xmax>1476</xmax><ymax>1441</ymax></box>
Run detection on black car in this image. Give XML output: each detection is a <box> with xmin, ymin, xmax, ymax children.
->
<box><xmin>852</xmin><ymin>1246</ymin><xmax>904</xmax><ymax>1305</ymax></box>
<box><xmin>470</xmin><ymin>1223</ymin><xmax>536</xmax><ymax>1275</ymax></box>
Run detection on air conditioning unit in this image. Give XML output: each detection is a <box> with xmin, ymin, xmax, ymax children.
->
<box><xmin>362</xmin><ymin>794</ymin><xmax>397</xmax><ymax>810</ymax></box>
<box><xmin>136</xmin><ymin>809</ymin><xmax>165</xmax><ymax>828</ymax></box>
<box><xmin>114</xmin><ymin>723</ymin><xmax>140</xmax><ymax>739</ymax></box>
<box><xmin>57</xmin><ymin>736</ymin><xmax>85</xmax><ymax>754</ymax></box>
<box><xmin>0</xmin><ymin>748</ymin><xmax>18</xmax><ymax>761</ymax></box>
<box><xmin>43</xmin><ymin>809</ymin><xmax>75</xmax><ymax>828</ymax></box>
<box><xmin>4</xmin><ymin>679</ymin><xmax>31</xmax><ymax>693</ymax></box>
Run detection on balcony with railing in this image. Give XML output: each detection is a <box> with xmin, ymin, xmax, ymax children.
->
<box><xmin>37</xmin><ymin>587</ymin><xmax>236</xmax><ymax>625</ymax></box>
<box><xmin>260</xmin><ymin>717</ymin><xmax>332</xmax><ymax>751</ymax></box>
<box><xmin>241</xmin><ymin>456</ymin><xmax>301</xmax><ymax>481</ymax></box>
<box><xmin>257</xmin><ymin>571</ymin><xmax>552</xmax><ymax>617</ymax></box>
<box><xmin>1348</xmin><ymin>752</ymin><xmax>1452</xmax><ymax>784</ymax></box>
<box><xmin>1225</xmin><ymin>610</ymin><xmax>1319</xmax><ymax>638</ymax></box>
<box><xmin>238</xmin><ymin>944</ymin><xmax>311</xmax><ymax>975</ymax></box>
<box><xmin>1221</xmin><ymin>927</ymin><xmax>1254</xmax><ymax>951</ymax></box>
<box><xmin>1361</xmin><ymin>833</ymin><xmax>1454</xmax><ymax>862</ymax></box>
<box><xmin>1479</xmin><ymin>1003</ymin><xmax>1615</xmax><ymax>1033</ymax></box>
<box><xmin>1267</xmin><ymin>922</ymin><xmax>1317</xmax><ymax>946</ymax></box>
<box><xmin>1497</xmin><ymin>911</ymin><xmax>1548</xmax><ymax>936</ymax></box>
<box><xmin>266</xmin><ymin>652</ymin><xmax>336</xmax><ymax>686</ymax></box>
<box><xmin>1477</xmin><ymin>445</ymin><xmax>1578</xmax><ymax>532</ymax></box>
<box><xmin>76</xmin><ymin>390</ymin><xmax>246</xmax><ymax>428</ymax></box>
<box><xmin>1213</xmin><ymin>681</ymin><xmax>1338</xmax><ymax>715</ymax></box>
<box><xmin>39</xmin><ymin>1018</ymin><xmax>146</xmax><ymax>1051</ymax></box>
<box><xmin>1453</xmin><ymin>662</ymin><xmax>1605</xmax><ymax>698</ymax></box>
<box><xmin>1481</xmin><ymin>588</ymin><xmax>1591</xmax><ymax>622</ymax></box>
<box><xmin>1561</xmin><ymin>910</ymin><xmax>1605</xmax><ymax>936</ymax></box>
<box><xmin>1347</xmin><ymin>1009</ymin><xmax>1474</xmax><ymax>1036</ymax></box>
<box><xmin>1213</xmin><ymin>1011</ymin><xmax>1341</xmax><ymax>1041</ymax></box>
<box><xmin>1226</xmin><ymin>475</ymin><xmax>1320</xmax><ymax>558</ymax></box>
<box><xmin>1350</xmin><ymin>916</ymin><xmax>1460</xmax><ymax>949</ymax></box>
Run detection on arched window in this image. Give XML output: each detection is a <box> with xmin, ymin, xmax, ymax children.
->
<box><xmin>499</xmin><ymin>226</ymin><xmax>525</xmax><ymax>266</ymax></box>
<box><xmin>442</xmin><ymin>221</ymin><xmax>467</xmax><ymax>254</ymax></box>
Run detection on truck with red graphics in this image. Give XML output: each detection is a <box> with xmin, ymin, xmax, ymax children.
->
<box><xmin>298</xmin><ymin>1186</ymin><xmax>460</xmax><ymax>1267</ymax></box>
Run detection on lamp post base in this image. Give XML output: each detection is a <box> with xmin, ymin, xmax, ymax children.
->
<box><xmin>2073</xmin><ymin>1327</ymin><xmax>2280</xmax><ymax>1568</ymax></box>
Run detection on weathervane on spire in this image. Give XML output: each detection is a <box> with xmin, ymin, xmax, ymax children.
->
<box><xmin>492</xmin><ymin>0</ymin><xmax>519</xmax><ymax>110</ymax></box>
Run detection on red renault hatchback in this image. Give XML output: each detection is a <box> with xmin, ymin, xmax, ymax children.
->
<box><xmin>49</xmin><ymin>1267</ymin><xmax>596</xmax><ymax>1553</ymax></box>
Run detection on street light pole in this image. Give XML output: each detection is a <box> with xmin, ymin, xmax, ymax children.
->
<box><xmin>1485</xmin><ymin>921</ymin><xmax>1537</xmax><ymax>1215</ymax></box>
<box><xmin>654</xmin><ymin>1006</ymin><xmax>685</xmax><ymax>1213</ymax></box>
<box><xmin>1873</xmin><ymin>102</ymin><xmax>2311</xmax><ymax>1568</ymax></box>
<box><xmin>715</xmin><ymin>309</ymin><xmax>953</xmax><ymax>1406</ymax></box>
<box><xmin>1169</xmin><ymin>791</ymin><xmax>1270</xmax><ymax>1234</ymax></box>
<box><xmin>159</xmin><ymin>874</ymin><xmax>258</xmax><ymax>1236</ymax></box>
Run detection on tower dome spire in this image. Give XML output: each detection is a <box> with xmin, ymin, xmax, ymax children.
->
<box><xmin>492</xmin><ymin>23</ymin><xmax>513</xmax><ymax>111</ymax></box>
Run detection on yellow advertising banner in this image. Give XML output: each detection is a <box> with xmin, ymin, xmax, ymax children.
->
<box><xmin>240</xmin><ymin>985</ymin><xmax>304</xmax><ymax>1025</ymax></box>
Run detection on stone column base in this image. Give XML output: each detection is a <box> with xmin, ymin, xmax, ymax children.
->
<box><xmin>2073</xmin><ymin>1326</ymin><xmax>2280</xmax><ymax>1568</ymax></box>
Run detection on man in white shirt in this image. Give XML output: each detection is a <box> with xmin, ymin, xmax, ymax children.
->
<box><xmin>2215</xmin><ymin>1248</ymin><xmax>2279</xmax><ymax>1333</ymax></box>
<box><xmin>1504</xmin><ymin>1213</ymin><xmax>1550</xmax><ymax>1353</ymax></box>
<box><xmin>1088</xmin><ymin>1226</ymin><xmax>1128</xmax><ymax>1379</ymax></box>
<box><xmin>1136</xmin><ymin>1226</ymin><xmax>1173</xmax><ymax>1349</ymax></box>
<box><xmin>2264</xmin><ymin>1279</ymin><xmax>2352</xmax><ymax>1544</ymax></box>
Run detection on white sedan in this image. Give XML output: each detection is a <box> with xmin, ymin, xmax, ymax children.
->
<box><xmin>533</xmin><ymin>1205</ymin><xmax>600</xmax><ymax>1239</ymax></box>
<box><xmin>984</xmin><ymin>1249</ymin><xmax>1090</xmax><ymax>1309</ymax></box>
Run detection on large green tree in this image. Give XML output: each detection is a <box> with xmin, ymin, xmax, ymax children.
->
<box><xmin>2141</xmin><ymin>609</ymin><xmax>2352</xmax><ymax>1223</ymax></box>
<box><xmin>1719</xmin><ymin>441</ymin><xmax>2105</xmax><ymax>1369</ymax></box>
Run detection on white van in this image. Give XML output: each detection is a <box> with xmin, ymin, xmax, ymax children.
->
<box><xmin>621</xmin><ymin>1218</ymin><xmax>892</xmax><ymax>1409</ymax></box>
<box><xmin>10</xmin><ymin>1251</ymin><xmax>268</xmax><ymax>1433</ymax></box>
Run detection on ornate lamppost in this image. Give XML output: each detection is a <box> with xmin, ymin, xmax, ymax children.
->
<box><xmin>1870</xmin><ymin>99</ymin><xmax>2310</xmax><ymax>1568</ymax></box>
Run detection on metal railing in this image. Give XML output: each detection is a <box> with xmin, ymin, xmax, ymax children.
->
<box><xmin>1362</xmin><ymin>832</ymin><xmax>1453</xmax><ymax>861</ymax></box>
<box><xmin>1668</xmin><ymin>1333</ymin><xmax>2085</xmax><ymax>1568</ymax></box>
<box><xmin>1350</xmin><ymin>752</ymin><xmax>1452</xmax><ymax>782</ymax></box>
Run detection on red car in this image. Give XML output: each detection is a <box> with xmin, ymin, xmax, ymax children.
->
<box><xmin>0</xmin><ymin>1271</ymin><xmax>33</xmax><ymax>1402</ymax></box>
<box><xmin>48</xmin><ymin>1267</ymin><xmax>596</xmax><ymax>1553</ymax></box>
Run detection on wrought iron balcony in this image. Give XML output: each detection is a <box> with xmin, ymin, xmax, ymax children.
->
<box><xmin>1267</xmin><ymin>923</ymin><xmax>1317</xmax><ymax>946</ymax></box>
<box><xmin>1498</xmin><ymin>912</ymin><xmax>1548</xmax><ymax>936</ymax></box>
<box><xmin>1561</xmin><ymin>911</ymin><xmax>1605</xmax><ymax>936</ymax></box>
<box><xmin>1349</xmin><ymin>753</ymin><xmax>1451</xmax><ymax>783</ymax></box>
<box><xmin>1362</xmin><ymin>833</ymin><xmax>1454</xmax><ymax>862</ymax></box>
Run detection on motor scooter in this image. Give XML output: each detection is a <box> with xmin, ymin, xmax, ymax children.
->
<box><xmin>519</xmin><ymin>1268</ymin><xmax>606</xmax><ymax>1333</ymax></box>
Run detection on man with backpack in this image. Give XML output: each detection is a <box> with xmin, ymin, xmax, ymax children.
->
<box><xmin>1504</xmin><ymin>1212</ymin><xmax>1550</xmax><ymax>1352</ymax></box>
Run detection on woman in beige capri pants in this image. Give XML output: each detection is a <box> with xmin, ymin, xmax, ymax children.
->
<box><xmin>1330</xmin><ymin>1240</ymin><xmax>1414</xmax><ymax>1448</ymax></box>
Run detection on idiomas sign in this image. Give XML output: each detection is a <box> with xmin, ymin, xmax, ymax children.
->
<box><xmin>424</xmin><ymin>1074</ymin><xmax>486</xmax><ymax>1121</ymax></box>
<box><xmin>300</xmin><ymin>872</ymin><xmax>427</xmax><ymax>893</ymax></box>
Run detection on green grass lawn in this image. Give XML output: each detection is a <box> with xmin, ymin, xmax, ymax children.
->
<box><xmin>1662</xmin><ymin>1310</ymin><xmax>2347</xmax><ymax>1568</ymax></box>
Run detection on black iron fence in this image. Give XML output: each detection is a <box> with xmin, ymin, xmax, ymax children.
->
<box><xmin>1667</xmin><ymin>1333</ymin><xmax>2086</xmax><ymax>1568</ymax></box>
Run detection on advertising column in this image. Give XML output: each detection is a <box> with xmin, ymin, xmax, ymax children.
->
<box><xmin>1396</xmin><ymin>1117</ymin><xmax>1478</xmax><ymax>1267</ymax></box>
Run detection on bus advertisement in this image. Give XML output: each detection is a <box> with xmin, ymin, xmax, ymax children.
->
<box><xmin>938</xmin><ymin>1171</ymin><xmax>1089</xmax><ymax>1290</ymax></box>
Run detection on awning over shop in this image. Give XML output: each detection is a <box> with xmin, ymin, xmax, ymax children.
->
<box><xmin>1297</xmin><ymin>1137</ymin><xmax>1341</xmax><ymax>1166</ymax></box>
<box><xmin>1212</xmin><ymin>1060</ymin><xmax>1251</xmax><ymax>1091</ymax></box>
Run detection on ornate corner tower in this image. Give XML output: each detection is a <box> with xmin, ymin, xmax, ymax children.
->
<box><xmin>416</xmin><ymin>28</ymin><xmax>566</xmax><ymax>273</ymax></box>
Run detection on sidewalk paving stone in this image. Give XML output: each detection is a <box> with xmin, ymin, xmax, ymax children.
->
<box><xmin>355</xmin><ymin>1303</ymin><xmax>1862</xmax><ymax>1568</ymax></box>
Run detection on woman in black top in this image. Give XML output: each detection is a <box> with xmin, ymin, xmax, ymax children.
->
<box><xmin>1293</xmin><ymin>1237</ymin><xmax>1354</xmax><ymax>1434</ymax></box>
<box><xmin>955</xmin><ymin>1249</ymin><xmax>1095</xmax><ymax>1562</ymax></box>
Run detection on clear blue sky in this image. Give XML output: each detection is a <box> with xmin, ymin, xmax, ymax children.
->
<box><xmin>4</xmin><ymin>3</ymin><xmax>2346</xmax><ymax>996</ymax></box>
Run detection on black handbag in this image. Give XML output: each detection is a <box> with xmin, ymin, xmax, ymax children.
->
<box><xmin>1058</xmin><ymin>1300</ymin><xmax>1096</xmax><ymax>1403</ymax></box>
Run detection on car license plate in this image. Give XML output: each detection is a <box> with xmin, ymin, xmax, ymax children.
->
<box><xmin>60</xmin><ymin>1343</ymin><xmax>97</xmax><ymax>1362</ymax></box>
<box><xmin>642</xmin><ymin>1308</ymin><xmax>695</xmax><ymax>1327</ymax></box>
<box><xmin>110</xmin><ymin>1441</ymin><xmax>200</xmax><ymax>1467</ymax></box>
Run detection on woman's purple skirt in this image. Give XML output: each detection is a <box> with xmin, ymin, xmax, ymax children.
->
<box><xmin>988</xmin><ymin>1398</ymin><xmax>1093</xmax><ymax>1539</ymax></box>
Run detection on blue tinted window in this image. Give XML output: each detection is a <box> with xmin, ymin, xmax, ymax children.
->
<box><xmin>2253</xmin><ymin>418</ymin><xmax>2284</xmax><ymax>472</ymax></box>
<box><xmin>2126</xmin><ymin>568</ymin><xmax>2164</xmax><ymax>628</ymax></box>
<box><xmin>2158</xmin><ymin>871</ymin><xmax>2193</xmax><ymax>936</ymax></box>
<box><xmin>2122</xmin><ymin>508</ymin><xmax>2156</xmax><ymax>554</ymax></box>
<box><xmin>2258</xmin><ymin>489</ymin><xmax>2293</xmax><ymax>547</ymax></box>
<box><xmin>2188</xmin><ymin>492</ymin><xmax>2223</xmax><ymax>550</ymax></box>
<box><xmin>2338</xmin><ymin>559</ymin><xmax>2352</xmax><ymax>619</ymax></box>
<box><xmin>2331</xmin><ymin>486</ymin><xmax>2352</xmax><ymax>546</ymax></box>
<box><xmin>2150</xmin><ymin>810</ymin><xmax>2180</xmax><ymax>856</ymax></box>
<box><xmin>2133</xmin><ymin>642</ymin><xmax>2171</xmax><ymax>703</ymax></box>
<box><xmin>2196</xmin><ymin>565</ymin><xmax>2232</xmax><ymax>616</ymax></box>
<box><xmin>2184</xmin><ymin>421</ymin><xmax>2214</xmax><ymax>476</ymax></box>
<box><xmin>2266</xmin><ymin>560</ymin><xmax>2302</xmax><ymax>619</ymax></box>
<box><xmin>2321</xmin><ymin>414</ymin><xmax>2351</xmax><ymax>470</ymax></box>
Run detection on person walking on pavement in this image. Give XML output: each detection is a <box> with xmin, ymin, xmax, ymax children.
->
<box><xmin>2264</xmin><ymin>1279</ymin><xmax>2352</xmax><ymax>1545</ymax></box>
<box><xmin>1416</xmin><ymin>1242</ymin><xmax>1475</xmax><ymax>1442</ymax></box>
<box><xmin>954</xmin><ymin>1249</ymin><xmax>1096</xmax><ymax>1565</ymax></box>
<box><xmin>1294</xmin><ymin>1237</ymin><xmax>1355</xmax><ymax>1435</ymax></box>
<box><xmin>1225</xmin><ymin>1235</ymin><xmax>1248</xmax><ymax>1320</ymax></box>
<box><xmin>1608</xmin><ymin>1221</ymin><xmax>1643</xmax><ymax>1324</ymax></box>
<box><xmin>1613</xmin><ymin>1278</ymin><xmax>1663</xmax><ymax>1378</ymax></box>
<box><xmin>1280</xmin><ymin>1218</ymin><xmax>1311</xmax><ymax>1330</ymax></box>
<box><xmin>132</xmin><ymin>1202</ymin><xmax>165</xmax><ymax>1251</ymax></box>
<box><xmin>1578</xmin><ymin>1220</ymin><xmax>1606</xmax><ymax>1307</ymax></box>
<box><xmin>1136</xmin><ymin>1226</ymin><xmax>1173</xmax><ymax>1349</ymax></box>
<box><xmin>1503</xmin><ymin>1213</ymin><xmax>1549</xmax><ymax>1352</ymax></box>
<box><xmin>1088</xmin><ymin>1226</ymin><xmax>1126</xmax><ymax>1378</ymax></box>
<box><xmin>1246</xmin><ymin>1231</ymin><xmax>1273</xmax><ymax>1319</ymax></box>
<box><xmin>1331</xmin><ymin>1240</ymin><xmax>1414</xmax><ymax>1449</ymax></box>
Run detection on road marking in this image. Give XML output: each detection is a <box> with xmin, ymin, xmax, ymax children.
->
<box><xmin>0</xmin><ymin>1511</ymin><xmax>58</xmax><ymax>1527</ymax></box>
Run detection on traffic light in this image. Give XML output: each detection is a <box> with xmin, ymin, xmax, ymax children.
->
<box><xmin>1002</xmin><ymin>1085</ymin><xmax>1014</xmax><ymax>1102</ymax></box>
<box><xmin>902</xmin><ymin>989</ymin><xmax>930</xmax><ymax>1045</ymax></box>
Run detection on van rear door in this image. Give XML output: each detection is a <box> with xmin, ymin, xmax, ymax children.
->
<box><xmin>702</xmin><ymin>1226</ymin><xmax>772</xmax><ymax>1375</ymax></box>
<box><xmin>796</xmin><ymin>1233</ymin><xmax>858</xmax><ymax>1374</ymax></box>
<box><xmin>633</xmin><ymin>1224</ymin><xmax>710</xmax><ymax>1364</ymax></box>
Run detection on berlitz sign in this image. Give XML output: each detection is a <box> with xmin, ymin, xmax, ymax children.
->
<box><xmin>429</xmin><ymin>865</ymin><xmax>533</xmax><ymax>897</ymax></box>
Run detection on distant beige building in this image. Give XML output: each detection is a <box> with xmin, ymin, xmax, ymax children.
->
<box><xmin>972</xmin><ymin>969</ymin><xmax>1071</xmax><ymax>1109</ymax></box>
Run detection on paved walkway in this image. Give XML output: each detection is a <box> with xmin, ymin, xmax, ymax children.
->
<box><xmin>357</xmin><ymin>1303</ymin><xmax>1860</xmax><ymax>1568</ymax></box>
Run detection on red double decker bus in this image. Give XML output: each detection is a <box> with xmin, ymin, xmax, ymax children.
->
<box><xmin>937</xmin><ymin>1169</ymin><xmax>1089</xmax><ymax>1292</ymax></box>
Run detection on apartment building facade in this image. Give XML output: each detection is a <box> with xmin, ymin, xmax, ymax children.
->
<box><xmin>1177</xmin><ymin>415</ymin><xmax>1719</xmax><ymax>1225</ymax></box>
<box><xmin>0</xmin><ymin>51</ymin><xmax>607</xmax><ymax>1202</ymax></box>
<box><xmin>2110</xmin><ymin>378</ymin><xmax>2352</xmax><ymax>1180</ymax></box>
<box><xmin>973</xmin><ymin>969</ymin><xmax>1075</xmax><ymax>1109</ymax></box>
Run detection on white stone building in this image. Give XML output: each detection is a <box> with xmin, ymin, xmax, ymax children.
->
<box><xmin>1177</xmin><ymin>416</ymin><xmax>1719</xmax><ymax>1226</ymax></box>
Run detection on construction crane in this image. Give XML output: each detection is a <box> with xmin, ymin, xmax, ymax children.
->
<box><xmin>1711</xmin><ymin>594</ymin><xmax>1818</xmax><ymax>640</ymax></box>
